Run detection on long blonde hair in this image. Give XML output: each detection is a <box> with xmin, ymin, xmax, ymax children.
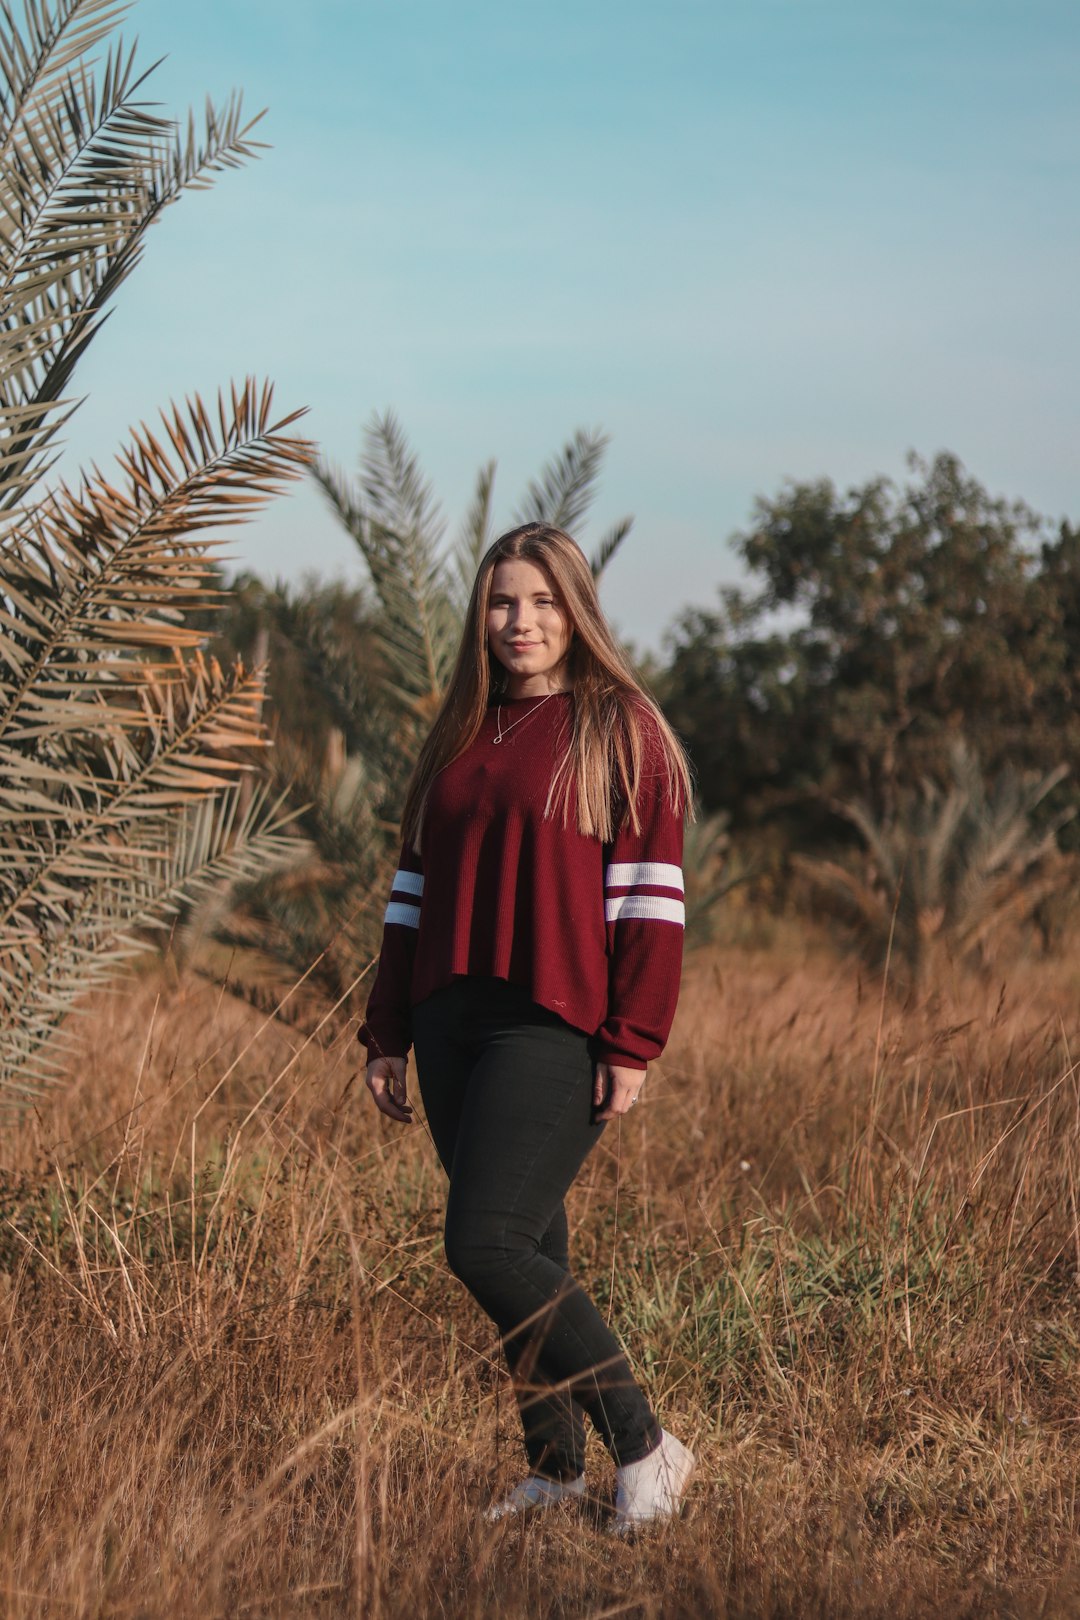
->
<box><xmin>401</xmin><ymin>524</ymin><xmax>693</xmax><ymax>847</ymax></box>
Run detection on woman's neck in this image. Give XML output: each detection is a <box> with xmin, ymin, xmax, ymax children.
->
<box><xmin>503</xmin><ymin>674</ymin><xmax>571</xmax><ymax>700</ymax></box>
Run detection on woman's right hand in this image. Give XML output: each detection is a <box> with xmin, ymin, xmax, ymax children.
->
<box><xmin>365</xmin><ymin>1055</ymin><xmax>413</xmax><ymax>1124</ymax></box>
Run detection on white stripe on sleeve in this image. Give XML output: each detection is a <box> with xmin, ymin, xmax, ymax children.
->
<box><xmin>384</xmin><ymin>901</ymin><xmax>421</xmax><ymax>929</ymax></box>
<box><xmin>604</xmin><ymin>861</ymin><xmax>684</xmax><ymax>894</ymax></box>
<box><xmin>605</xmin><ymin>894</ymin><xmax>686</xmax><ymax>926</ymax></box>
<box><xmin>391</xmin><ymin>869</ymin><xmax>424</xmax><ymax>897</ymax></box>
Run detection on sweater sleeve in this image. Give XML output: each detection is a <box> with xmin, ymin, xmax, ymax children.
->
<box><xmin>358</xmin><ymin>844</ymin><xmax>424</xmax><ymax>1060</ymax></box>
<box><xmin>593</xmin><ymin>743</ymin><xmax>685</xmax><ymax>1072</ymax></box>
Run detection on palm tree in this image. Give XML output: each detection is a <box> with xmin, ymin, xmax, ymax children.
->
<box><xmin>793</xmin><ymin>742</ymin><xmax>1076</xmax><ymax>989</ymax></box>
<box><xmin>0</xmin><ymin>0</ymin><xmax>310</xmax><ymax>1106</ymax></box>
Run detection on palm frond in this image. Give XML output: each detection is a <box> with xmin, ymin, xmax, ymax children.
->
<box><xmin>681</xmin><ymin>806</ymin><xmax>757</xmax><ymax>944</ymax></box>
<box><xmin>922</xmin><ymin>781</ymin><xmax>969</xmax><ymax>911</ymax></box>
<box><xmin>168</xmin><ymin>93</ymin><xmax>266</xmax><ymax>193</ymax></box>
<box><xmin>826</xmin><ymin>793</ymin><xmax>902</xmax><ymax>892</ymax></box>
<box><xmin>318</xmin><ymin>412</ymin><xmax>457</xmax><ymax>708</ymax></box>
<box><xmin>0</xmin><ymin>7</ymin><xmax>267</xmax><ymax>510</ymax></box>
<box><xmin>311</xmin><ymin>453</ymin><xmax>364</xmax><ymax>544</ymax></box>
<box><xmin>0</xmin><ymin>0</ymin><xmax>131</xmax><ymax>153</ymax></box>
<box><xmin>261</xmin><ymin>581</ymin><xmax>388</xmax><ymax>759</ymax></box>
<box><xmin>791</xmin><ymin>853</ymin><xmax>892</xmax><ymax>941</ymax></box>
<box><xmin>591</xmin><ymin>516</ymin><xmax>632</xmax><ymax>580</ymax></box>
<box><xmin>451</xmin><ymin>457</ymin><xmax>495</xmax><ymax>612</ymax></box>
<box><xmin>0</xmin><ymin>0</ymin><xmax>131</xmax><ymax>94</ymax></box>
<box><xmin>0</xmin><ymin>381</ymin><xmax>310</xmax><ymax>747</ymax></box>
<box><xmin>0</xmin><ymin>776</ymin><xmax>301</xmax><ymax>1105</ymax></box>
<box><xmin>0</xmin><ymin>651</ymin><xmax>271</xmax><ymax>940</ymax></box>
<box><xmin>181</xmin><ymin>742</ymin><xmax>388</xmax><ymax>1023</ymax></box>
<box><xmin>514</xmin><ymin>427</ymin><xmax>609</xmax><ymax>534</ymax></box>
<box><xmin>360</xmin><ymin>410</ymin><xmax>444</xmax><ymax>555</ymax></box>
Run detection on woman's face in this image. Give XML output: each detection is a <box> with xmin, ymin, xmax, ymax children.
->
<box><xmin>487</xmin><ymin>558</ymin><xmax>572</xmax><ymax>696</ymax></box>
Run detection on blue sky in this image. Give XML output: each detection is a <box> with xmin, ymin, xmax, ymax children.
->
<box><xmin>59</xmin><ymin>0</ymin><xmax>1080</xmax><ymax>649</ymax></box>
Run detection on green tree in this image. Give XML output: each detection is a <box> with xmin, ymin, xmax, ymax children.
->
<box><xmin>663</xmin><ymin>453</ymin><xmax>1072</xmax><ymax>829</ymax></box>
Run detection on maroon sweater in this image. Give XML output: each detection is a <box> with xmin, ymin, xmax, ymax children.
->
<box><xmin>360</xmin><ymin>693</ymin><xmax>685</xmax><ymax>1071</ymax></box>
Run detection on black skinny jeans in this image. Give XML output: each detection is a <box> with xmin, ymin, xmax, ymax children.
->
<box><xmin>412</xmin><ymin>977</ymin><xmax>661</xmax><ymax>1478</ymax></box>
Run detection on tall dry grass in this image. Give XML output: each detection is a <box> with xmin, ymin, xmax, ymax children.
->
<box><xmin>3</xmin><ymin>931</ymin><xmax>1080</xmax><ymax>1618</ymax></box>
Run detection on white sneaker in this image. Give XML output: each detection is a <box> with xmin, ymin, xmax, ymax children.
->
<box><xmin>611</xmin><ymin>1430</ymin><xmax>695</xmax><ymax>1533</ymax></box>
<box><xmin>484</xmin><ymin>1473</ymin><xmax>586</xmax><ymax>1522</ymax></box>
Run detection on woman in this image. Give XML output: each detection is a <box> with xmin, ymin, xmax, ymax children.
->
<box><xmin>359</xmin><ymin>523</ymin><xmax>695</xmax><ymax>1532</ymax></box>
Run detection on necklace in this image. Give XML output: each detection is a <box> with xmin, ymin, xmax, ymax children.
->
<box><xmin>493</xmin><ymin>692</ymin><xmax>557</xmax><ymax>745</ymax></box>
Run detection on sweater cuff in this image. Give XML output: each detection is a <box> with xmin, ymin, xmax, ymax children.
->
<box><xmin>357</xmin><ymin>1020</ymin><xmax>411</xmax><ymax>1060</ymax></box>
<box><xmin>593</xmin><ymin>1047</ymin><xmax>648</xmax><ymax>1072</ymax></box>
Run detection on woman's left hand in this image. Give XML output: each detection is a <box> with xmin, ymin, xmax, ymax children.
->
<box><xmin>593</xmin><ymin>1061</ymin><xmax>645</xmax><ymax>1120</ymax></box>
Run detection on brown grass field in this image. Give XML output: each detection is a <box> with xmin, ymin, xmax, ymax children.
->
<box><xmin>4</xmin><ymin>926</ymin><xmax>1080</xmax><ymax>1619</ymax></box>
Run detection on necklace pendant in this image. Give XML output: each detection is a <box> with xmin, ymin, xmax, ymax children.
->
<box><xmin>491</xmin><ymin>691</ymin><xmax>555</xmax><ymax>746</ymax></box>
